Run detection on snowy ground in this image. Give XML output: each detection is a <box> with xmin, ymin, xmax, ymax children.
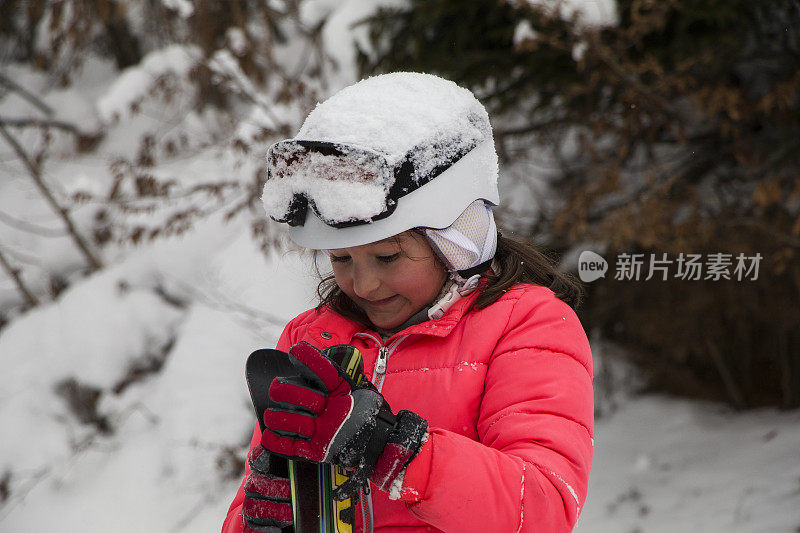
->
<box><xmin>579</xmin><ymin>395</ymin><xmax>800</xmax><ymax>533</ymax></box>
<box><xmin>0</xmin><ymin>215</ymin><xmax>320</xmax><ymax>532</ymax></box>
<box><xmin>1</xmin><ymin>227</ymin><xmax>799</xmax><ymax>532</ymax></box>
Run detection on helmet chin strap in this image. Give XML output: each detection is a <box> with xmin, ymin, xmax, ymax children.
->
<box><xmin>344</xmin><ymin>201</ymin><xmax>500</xmax><ymax>335</ymax></box>
<box><xmin>424</xmin><ymin>201</ymin><xmax>498</xmax><ymax>319</ymax></box>
<box><xmin>426</xmin><ymin>268</ymin><xmax>486</xmax><ymax>321</ymax></box>
<box><xmin>372</xmin><ymin>255</ymin><xmax>500</xmax><ymax>339</ymax></box>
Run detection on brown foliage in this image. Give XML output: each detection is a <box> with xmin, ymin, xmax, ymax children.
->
<box><xmin>360</xmin><ymin>0</ymin><xmax>800</xmax><ymax>407</ymax></box>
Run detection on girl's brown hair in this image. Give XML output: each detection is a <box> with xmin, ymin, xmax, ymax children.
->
<box><xmin>315</xmin><ymin>232</ymin><xmax>583</xmax><ymax>326</ymax></box>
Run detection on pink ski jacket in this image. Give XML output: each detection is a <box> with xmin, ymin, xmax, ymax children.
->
<box><xmin>223</xmin><ymin>283</ymin><xmax>593</xmax><ymax>533</ymax></box>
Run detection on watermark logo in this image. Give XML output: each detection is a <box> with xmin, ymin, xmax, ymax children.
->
<box><xmin>579</xmin><ymin>252</ymin><xmax>762</xmax><ymax>282</ymax></box>
<box><xmin>578</xmin><ymin>250</ymin><xmax>609</xmax><ymax>282</ymax></box>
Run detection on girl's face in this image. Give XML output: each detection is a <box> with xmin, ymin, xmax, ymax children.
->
<box><xmin>329</xmin><ymin>232</ymin><xmax>448</xmax><ymax>330</ymax></box>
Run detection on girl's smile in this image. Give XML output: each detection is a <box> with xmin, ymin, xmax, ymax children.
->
<box><xmin>365</xmin><ymin>295</ymin><xmax>399</xmax><ymax>306</ymax></box>
<box><xmin>329</xmin><ymin>232</ymin><xmax>447</xmax><ymax>330</ymax></box>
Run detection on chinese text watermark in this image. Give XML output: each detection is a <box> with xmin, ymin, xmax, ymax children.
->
<box><xmin>578</xmin><ymin>251</ymin><xmax>762</xmax><ymax>283</ymax></box>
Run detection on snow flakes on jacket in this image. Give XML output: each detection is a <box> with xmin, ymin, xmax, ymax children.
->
<box><xmin>223</xmin><ymin>283</ymin><xmax>593</xmax><ymax>533</ymax></box>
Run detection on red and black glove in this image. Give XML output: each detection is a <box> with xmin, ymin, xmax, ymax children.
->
<box><xmin>242</xmin><ymin>445</ymin><xmax>292</xmax><ymax>533</ymax></box>
<box><xmin>260</xmin><ymin>341</ymin><xmax>428</xmax><ymax>499</ymax></box>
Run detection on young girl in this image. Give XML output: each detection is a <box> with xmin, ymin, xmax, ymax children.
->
<box><xmin>223</xmin><ymin>73</ymin><xmax>593</xmax><ymax>533</ymax></box>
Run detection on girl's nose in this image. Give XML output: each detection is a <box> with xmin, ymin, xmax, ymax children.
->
<box><xmin>352</xmin><ymin>264</ymin><xmax>381</xmax><ymax>299</ymax></box>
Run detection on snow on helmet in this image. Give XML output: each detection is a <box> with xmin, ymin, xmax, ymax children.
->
<box><xmin>261</xmin><ymin>72</ymin><xmax>500</xmax><ymax>250</ymax></box>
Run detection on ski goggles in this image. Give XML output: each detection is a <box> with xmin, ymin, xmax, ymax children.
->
<box><xmin>263</xmin><ymin>139</ymin><xmax>477</xmax><ymax>228</ymax></box>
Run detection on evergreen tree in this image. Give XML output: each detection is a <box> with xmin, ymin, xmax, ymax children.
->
<box><xmin>358</xmin><ymin>0</ymin><xmax>800</xmax><ymax>408</ymax></box>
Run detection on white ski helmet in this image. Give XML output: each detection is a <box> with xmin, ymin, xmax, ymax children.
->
<box><xmin>261</xmin><ymin>72</ymin><xmax>500</xmax><ymax>250</ymax></box>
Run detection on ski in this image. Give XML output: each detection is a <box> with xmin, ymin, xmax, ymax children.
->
<box><xmin>245</xmin><ymin>349</ymin><xmax>305</xmax><ymax>533</ymax></box>
<box><xmin>245</xmin><ymin>345</ymin><xmax>365</xmax><ymax>533</ymax></box>
<box><xmin>321</xmin><ymin>344</ymin><xmax>365</xmax><ymax>533</ymax></box>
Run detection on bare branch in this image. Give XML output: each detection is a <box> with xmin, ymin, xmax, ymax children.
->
<box><xmin>0</xmin><ymin>123</ymin><xmax>103</xmax><ymax>271</ymax></box>
<box><xmin>0</xmin><ymin>73</ymin><xmax>54</xmax><ymax>117</ymax></box>
<box><xmin>0</xmin><ymin>116</ymin><xmax>104</xmax><ymax>153</ymax></box>
<box><xmin>494</xmin><ymin>116</ymin><xmax>572</xmax><ymax>137</ymax></box>
<box><xmin>726</xmin><ymin>218</ymin><xmax>800</xmax><ymax>249</ymax></box>
<box><xmin>0</xmin><ymin>209</ymin><xmax>67</xmax><ymax>237</ymax></box>
<box><xmin>207</xmin><ymin>57</ymin><xmax>288</xmax><ymax>132</ymax></box>
<box><xmin>585</xmin><ymin>33</ymin><xmax>684</xmax><ymax>122</ymax></box>
<box><xmin>0</xmin><ymin>117</ymin><xmax>81</xmax><ymax>135</ymax></box>
<box><xmin>0</xmin><ymin>245</ymin><xmax>39</xmax><ymax>308</ymax></box>
<box><xmin>706</xmin><ymin>339</ymin><xmax>747</xmax><ymax>410</ymax></box>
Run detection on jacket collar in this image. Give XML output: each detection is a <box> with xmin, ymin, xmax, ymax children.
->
<box><xmin>391</xmin><ymin>288</ymin><xmax>479</xmax><ymax>339</ymax></box>
<box><xmin>308</xmin><ymin>288</ymin><xmax>480</xmax><ymax>346</ymax></box>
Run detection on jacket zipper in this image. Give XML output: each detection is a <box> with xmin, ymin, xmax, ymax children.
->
<box><xmin>353</xmin><ymin>332</ymin><xmax>407</xmax><ymax>386</ymax></box>
<box><xmin>362</xmin><ymin>484</ymin><xmax>373</xmax><ymax>533</ymax></box>
<box><xmin>351</xmin><ymin>332</ymin><xmax>408</xmax><ymax>533</ymax></box>
<box><xmin>375</xmin><ymin>346</ymin><xmax>389</xmax><ymax>374</ymax></box>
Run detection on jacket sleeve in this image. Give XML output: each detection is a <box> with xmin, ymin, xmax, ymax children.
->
<box><xmin>400</xmin><ymin>287</ymin><xmax>594</xmax><ymax>533</ymax></box>
<box><xmin>222</xmin><ymin>425</ymin><xmax>260</xmax><ymax>533</ymax></box>
<box><xmin>221</xmin><ymin>310</ymin><xmax>316</xmax><ymax>533</ymax></box>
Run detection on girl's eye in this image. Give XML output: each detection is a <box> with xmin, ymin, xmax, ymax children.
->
<box><xmin>377</xmin><ymin>253</ymin><xmax>400</xmax><ymax>263</ymax></box>
<box><xmin>329</xmin><ymin>255</ymin><xmax>350</xmax><ymax>263</ymax></box>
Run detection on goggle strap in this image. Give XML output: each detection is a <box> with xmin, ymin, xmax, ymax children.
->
<box><xmin>386</xmin><ymin>141</ymin><xmax>479</xmax><ymax>210</ymax></box>
<box><xmin>457</xmin><ymin>258</ymin><xmax>494</xmax><ymax>279</ymax></box>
